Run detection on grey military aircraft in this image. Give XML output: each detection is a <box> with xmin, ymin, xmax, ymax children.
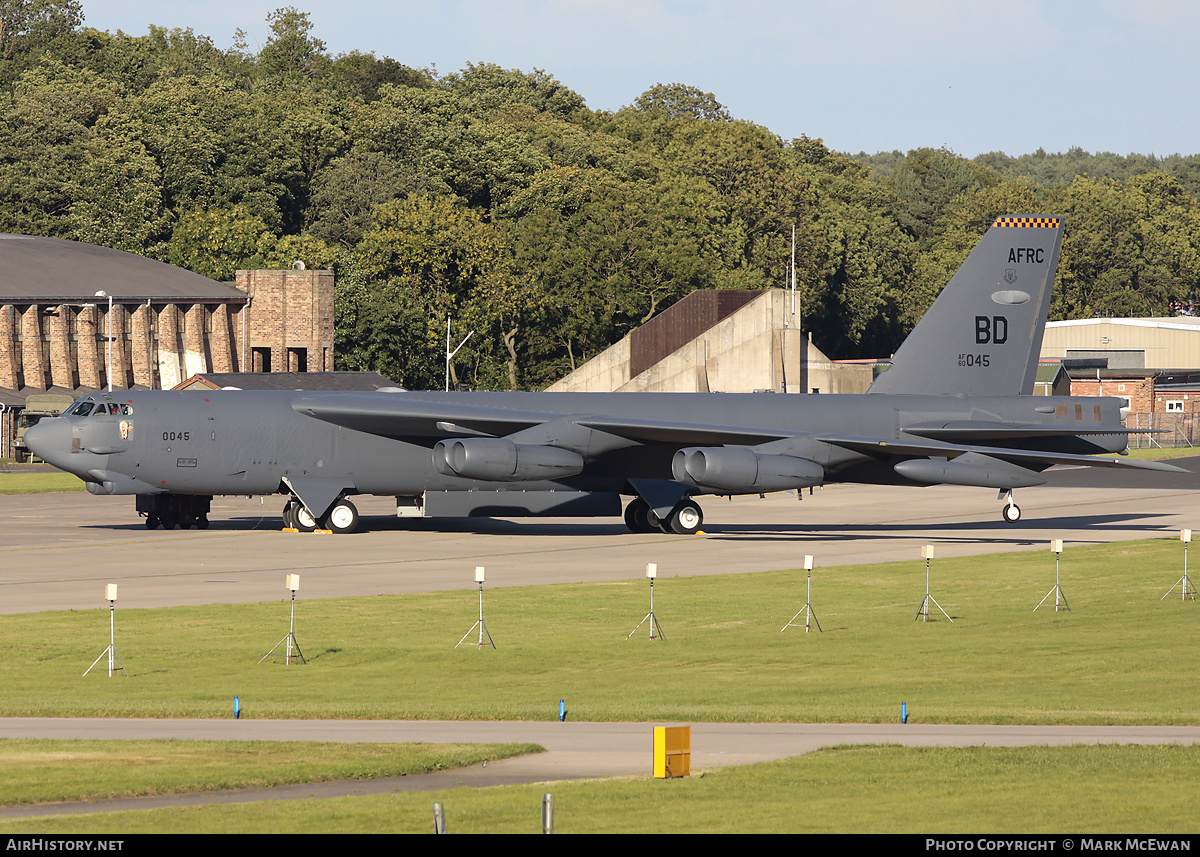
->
<box><xmin>24</xmin><ymin>214</ymin><xmax>1185</xmax><ymax>534</ymax></box>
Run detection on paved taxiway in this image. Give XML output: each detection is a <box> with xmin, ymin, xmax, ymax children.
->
<box><xmin>1</xmin><ymin>458</ymin><xmax>1198</xmax><ymax>614</ymax></box>
<box><xmin>1</xmin><ymin>461</ymin><xmax>1197</xmax><ymax>816</ymax></box>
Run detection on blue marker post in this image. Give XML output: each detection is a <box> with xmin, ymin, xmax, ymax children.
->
<box><xmin>559</xmin><ymin>699</ymin><xmax>566</xmax><ymax>722</ymax></box>
<box><xmin>234</xmin><ymin>696</ymin><xmax>240</xmax><ymax>720</ymax></box>
<box><xmin>901</xmin><ymin>702</ymin><xmax>908</xmax><ymax>724</ymax></box>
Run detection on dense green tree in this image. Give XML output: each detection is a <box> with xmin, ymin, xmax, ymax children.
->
<box><xmin>0</xmin><ymin>0</ymin><xmax>82</xmax><ymax>65</ymax></box>
<box><xmin>1055</xmin><ymin>173</ymin><xmax>1200</xmax><ymax>319</ymax></box>
<box><xmin>258</xmin><ymin>6</ymin><xmax>327</xmax><ymax>79</ymax></box>
<box><xmin>340</xmin><ymin>195</ymin><xmax>511</xmax><ymax>389</ymax></box>
<box><xmin>904</xmin><ymin>177</ymin><xmax>1052</xmax><ymax>328</ymax></box>
<box><xmin>791</xmin><ymin>137</ymin><xmax>915</xmax><ymax>355</ymax></box>
<box><xmin>166</xmin><ymin>205</ymin><xmax>271</xmax><ymax>281</ymax></box>
<box><xmin>71</xmin><ymin>129</ymin><xmax>166</xmax><ymax>253</ymax></box>
<box><xmin>633</xmin><ymin>83</ymin><xmax>731</xmax><ymax>122</ymax></box>
<box><xmin>4</xmin><ymin>8</ymin><xmax>1200</xmax><ymax>384</ymax></box>
<box><xmin>0</xmin><ymin>59</ymin><xmax>115</xmax><ymax>236</ymax></box>
<box><xmin>327</xmin><ymin>51</ymin><xmax>430</xmax><ymax>102</ymax></box>
<box><xmin>886</xmin><ymin>147</ymin><xmax>995</xmax><ymax>240</ymax></box>
<box><xmin>501</xmin><ymin>165</ymin><xmax>719</xmax><ymax>384</ymax></box>
<box><xmin>308</xmin><ymin>151</ymin><xmax>439</xmax><ymax>248</ymax></box>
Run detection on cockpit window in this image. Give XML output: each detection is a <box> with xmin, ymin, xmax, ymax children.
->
<box><xmin>120</xmin><ymin>404</ymin><xmax>133</xmax><ymax>415</ymax></box>
<box><xmin>69</xmin><ymin>402</ymin><xmax>94</xmax><ymax>416</ymax></box>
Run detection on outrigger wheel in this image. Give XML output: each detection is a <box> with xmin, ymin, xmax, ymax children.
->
<box><xmin>1001</xmin><ymin>492</ymin><xmax>1022</xmax><ymax>523</ymax></box>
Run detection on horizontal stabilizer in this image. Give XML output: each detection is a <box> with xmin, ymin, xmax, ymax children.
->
<box><xmin>903</xmin><ymin>420</ymin><xmax>1145</xmax><ymax>440</ymax></box>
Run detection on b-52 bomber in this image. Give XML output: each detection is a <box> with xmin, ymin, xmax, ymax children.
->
<box><xmin>25</xmin><ymin>215</ymin><xmax>1185</xmax><ymax>534</ymax></box>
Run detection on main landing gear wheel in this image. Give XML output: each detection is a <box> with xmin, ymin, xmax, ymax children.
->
<box><xmin>322</xmin><ymin>498</ymin><xmax>360</xmax><ymax>534</ymax></box>
<box><xmin>1002</xmin><ymin>502</ymin><xmax>1022</xmax><ymax>523</ymax></box>
<box><xmin>293</xmin><ymin>503</ymin><xmax>319</xmax><ymax>532</ymax></box>
<box><xmin>624</xmin><ymin>497</ymin><xmax>659</xmax><ymax>534</ymax></box>
<box><xmin>282</xmin><ymin>500</ymin><xmax>298</xmax><ymax>529</ymax></box>
<box><xmin>666</xmin><ymin>500</ymin><xmax>703</xmax><ymax>535</ymax></box>
<box><xmin>624</xmin><ymin>497</ymin><xmax>704</xmax><ymax>534</ymax></box>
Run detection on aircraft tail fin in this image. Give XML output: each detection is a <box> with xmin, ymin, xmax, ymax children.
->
<box><xmin>868</xmin><ymin>215</ymin><xmax>1065</xmax><ymax>397</ymax></box>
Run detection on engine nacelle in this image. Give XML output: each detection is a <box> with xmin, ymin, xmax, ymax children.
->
<box><xmin>671</xmin><ymin>446</ymin><xmax>824</xmax><ymax>493</ymax></box>
<box><xmin>433</xmin><ymin>438</ymin><xmax>585</xmax><ymax>482</ymax></box>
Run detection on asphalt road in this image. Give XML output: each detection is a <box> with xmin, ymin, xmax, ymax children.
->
<box><xmin>1</xmin><ymin>458</ymin><xmax>1198</xmax><ymax>614</ymax></box>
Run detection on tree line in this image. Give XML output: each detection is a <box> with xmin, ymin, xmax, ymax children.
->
<box><xmin>3</xmin><ymin>3</ymin><xmax>1200</xmax><ymax>390</ymax></box>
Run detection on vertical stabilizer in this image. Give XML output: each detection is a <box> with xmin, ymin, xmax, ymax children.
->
<box><xmin>868</xmin><ymin>215</ymin><xmax>1064</xmax><ymax>397</ymax></box>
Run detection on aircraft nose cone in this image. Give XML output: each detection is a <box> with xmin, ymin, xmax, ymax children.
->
<box><xmin>23</xmin><ymin>417</ymin><xmax>71</xmax><ymax>469</ymax></box>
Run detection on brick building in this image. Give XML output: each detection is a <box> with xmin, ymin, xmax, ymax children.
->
<box><xmin>0</xmin><ymin>233</ymin><xmax>334</xmax><ymax>457</ymax></box>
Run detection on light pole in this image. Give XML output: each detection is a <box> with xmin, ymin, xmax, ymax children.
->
<box><xmin>445</xmin><ymin>318</ymin><xmax>473</xmax><ymax>392</ymax></box>
<box><xmin>94</xmin><ymin>291</ymin><xmax>113</xmax><ymax>391</ymax></box>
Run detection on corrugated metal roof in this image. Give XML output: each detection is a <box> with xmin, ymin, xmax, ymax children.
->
<box><xmin>0</xmin><ymin>234</ymin><xmax>246</xmax><ymax>302</ymax></box>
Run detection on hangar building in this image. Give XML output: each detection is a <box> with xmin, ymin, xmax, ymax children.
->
<box><xmin>1040</xmin><ymin>317</ymin><xmax>1200</xmax><ymax>447</ymax></box>
<box><xmin>0</xmin><ymin>233</ymin><xmax>334</xmax><ymax>457</ymax></box>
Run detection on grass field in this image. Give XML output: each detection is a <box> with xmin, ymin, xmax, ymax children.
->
<box><xmin>4</xmin><ymin>743</ymin><xmax>1198</xmax><ymax>833</ymax></box>
<box><xmin>0</xmin><ymin>739</ymin><xmax>540</xmax><ymax>807</ymax></box>
<box><xmin>0</xmin><ymin>537</ymin><xmax>1196</xmax><ymax>724</ymax></box>
<box><xmin>3</xmin><ymin>537</ymin><xmax>1200</xmax><ymax>832</ymax></box>
<box><xmin>0</xmin><ymin>469</ymin><xmax>83</xmax><ymax>493</ymax></box>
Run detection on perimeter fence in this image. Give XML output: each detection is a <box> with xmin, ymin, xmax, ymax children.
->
<box><xmin>1126</xmin><ymin>405</ymin><xmax>1200</xmax><ymax>449</ymax></box>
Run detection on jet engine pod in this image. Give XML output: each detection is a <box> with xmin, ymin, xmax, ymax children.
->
<box><xmin>433</xmin><ymin>437</ymin><xmax>585</xmax><ymax>482</ymax></box>
<box><xmin>672</xmin><ymin>446</ymin><xmax>824</xmax><ymax>493</ymax></box>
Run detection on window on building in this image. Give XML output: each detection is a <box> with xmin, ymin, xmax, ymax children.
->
<box><xmin>1166</xmin><ymin>400</ymin><xmax>1185</xmax><ymax>412</ymax></box>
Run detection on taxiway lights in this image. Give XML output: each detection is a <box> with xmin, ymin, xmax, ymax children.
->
<box><xmin>84</xmin><ymin>584</ymin><xmax>127</xmax><ymax>677</ymax></box>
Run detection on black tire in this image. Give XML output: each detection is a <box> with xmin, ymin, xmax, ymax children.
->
<box><xmin>282</xmin><ymin>501</ymin><xmax>297</xmax><ymax>529</ymax></box>
<box><xmin>322</xmin><ymin>498</ymin><xmax>359</xmax><ymax>534</ymax></box>
<box><xmin>668</xmin><ymin>501</ymin><xmax>703</xmax><ymax>535</ymax></box>
<box><xmin>196</xmin><ymin>515</ymin><xmax>209</xmax><ymax>530</ymax></box>
<box><xmin>294</xmin><ymin>504</ymin><xmax>318</xmax><ymax>532</ymax></box>
<box><xmin>145</xmin><ymin>515</ymin><xmax>159</xmax><ymax>530</ymax></box>
<box><xmin>624</xmin><ymin>498</ymin><xmax>656</xmax><ymax>533</ymax></box>
<box><xmin>1002</xmin><ymin>503</ymin><xmax>1022</xmax><ymax>523</ymax></box>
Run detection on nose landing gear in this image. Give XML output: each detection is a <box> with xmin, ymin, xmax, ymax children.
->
<box><xmin>138</xmin><ymin>494</ymin><xmax>211</xmax><ymax>530</ymax></box>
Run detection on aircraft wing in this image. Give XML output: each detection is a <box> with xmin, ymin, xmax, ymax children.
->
<box><xmin>572</xmin><ymin>415</ymin><xmax>794</xmax><ymax>446</ymax></box>
<box><xmin>294</xmin><ymin>394</ymin><xmax>1186</xmax><ymax>472</ymax></box>
<box><xmin>293</xmin><ymin>394</ymin><xmax>552</xmax><ymax>438</ymax></box>
<box><xmin>293</xmin><ymin>393</ymin><xmax>798</xmax><ymax>446</ymax></box>
<box><xmin>821</xmin><ymin>433</ymin><xmax>1189</xmax><ymax>473</ymax></box>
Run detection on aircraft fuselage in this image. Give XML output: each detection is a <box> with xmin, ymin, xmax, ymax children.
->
<box><xmin>30</xmin><ymin>387</ymin><xmax>1129</xmax><ymax>501</ymax></box>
